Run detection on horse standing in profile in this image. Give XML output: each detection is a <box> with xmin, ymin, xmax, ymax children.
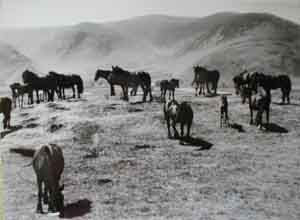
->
<box><xmin>160</xmin><ymin>79</ymin><xmax>179</xmax><ymax>102</ymax></box>
<box><xmin>49</xmin><ymin>71</ymin><xmax>84</xmax><ymax>99</ymax></box>
<box><xmin>95</xmin><ymin>66</ymin><xmax>152</xmax><ymax>102</ymax></box>
<box><xmin>192</xmin><ymin>66</ymin><xmax>220</xmax><ymax>96</ymax></box>
<box><xmin>164</xmin><ymin>100</ymin><xmax>193</xmax><ymax>138</ymax></box>
<box><xmin>0</xmin><ymin>97</ymin><xmax>12</xmax><ymax>129</ymax></box>
<box><xmin>94</xmin><ymin>67</ymin><xmax>130</xmax><ymax>101</ymax></box>
<box><xmin>22</xmin><ymin>70</ymin><xmax>57</xmax><ymax>103</ymax></box>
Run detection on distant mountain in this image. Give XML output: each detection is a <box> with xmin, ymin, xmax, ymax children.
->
<box><xmin>1</xmin><ymin>12</ymin><xmax>300</xmax><ymax>84</ymax></box>
<box><xmin>0</xmin><ymin>42</ymin><xmax>36</xmax><ymax>86</ymax></box>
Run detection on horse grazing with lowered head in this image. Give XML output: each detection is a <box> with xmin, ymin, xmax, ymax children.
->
<box><xmin>0</xmin><ymin>97</ymin><xmax>12</xmax><ymax>129</ymax></box>
<box><xmin>192</xmin><ymin>66</ymin><xmax>220</xmax><ymax>96</ymax></box>
<box><xmin>32</xmin><ymin>144</ymin><xmax>65</xmax><ymax>215</ymax></box>
<box><xmin>164</xmin><ymin>100</ymin><xmax>193</xmax><ymax>138</ymax></box>
<box><xmin>160</xmin><ymin>78</ymin><xmax>179</xmax><ymax>102</ymax></box>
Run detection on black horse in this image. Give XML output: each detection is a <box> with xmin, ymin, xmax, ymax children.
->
<box><xmin>137</xmin><ymin>71</ymin><xmax>153</xmax><ymax>102</ymax></box>
<box><xmin>49</xmin><ymin>71</ymin><xmax>84</xmax><ymax>99</ymax></box>
<box><xmin>233</xmin><ymin>71</ymin><xmax>271</xmax><ymax>126</ymax></box>
<box><xmin>192</xmin><ymin>66</ymin><xmax>220</xmax><ymax>96</ymax></box>
<box><xmin>22</xmin><ymin>70</ymin><xmax>57</xmax><ymax>104</ymax></box>
<box><xmin>94</xmin><ymin>66</ymin><xmax>152</xmax><ymax>102</ymax></box>
<box><xmin>249</xmin><ymin>72</ymin><xmax>291</xmax><ymax>104</ymax></box>
<box><xmin>160</xmin><ymin>79</ymin><xmax>180</xmax><ymax>102</ymax></box>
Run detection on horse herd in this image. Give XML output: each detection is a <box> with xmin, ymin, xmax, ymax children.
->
<box><xmin>0</xmin><ymin>64</ymin><xmax>293</xmax><ymax>216</ymax></box>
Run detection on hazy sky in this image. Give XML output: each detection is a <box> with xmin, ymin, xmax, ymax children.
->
<box><xmin>0</xmin><ymin>0</ymin><xmax>300</xmax><ymax>27</ymax></box>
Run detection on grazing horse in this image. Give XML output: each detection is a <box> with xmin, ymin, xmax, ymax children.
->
<box><xmin>220</xmin><ymin>95</ymin><xmax>229</xmax><ymax>128</ymax></box>
<box><xmin>0</xmin><ymin>97</ymin><xmax>12</xmax><ymax>129</ymax></box>
<box><xmin>160</xmin><ymin>79</ymin><xmax>180</xmax><ymax>102</ymax></box>
<box><xmin>192</xmin><ymin>66</ymin><xmax>220</xmax><ymax>96</ymax></box>
<box><xmin>32</xmin><ymin>144</ymin><xmax>64</xmax><ymax>214</ymax></box>
<box><xmin>9</xmin><ymin>83</ymin><xmax>33</xmax><ymax>108</ymax></box>
<box><xmin>49</xmin><ymin>71</ymin><xmax>84</xmax><ymax>99</ymax></box>
<box><xmin>164</xmin><ymin>100</ymin><xmax>193</xmax><ymax>138</ymax></box>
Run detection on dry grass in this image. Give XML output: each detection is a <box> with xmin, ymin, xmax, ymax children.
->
<box><xmin>0</xmin><ymin>86</ymin><xmax>300</xmax><ymax>220</ymax></box>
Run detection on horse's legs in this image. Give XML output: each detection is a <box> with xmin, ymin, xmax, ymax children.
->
<box><xmin>110</xmin><ymin>84</ymin><xmax>115</xmax><ymax>96</ymax></box>
<box><xmin>172</xmin><ymin>120</ymin><xmax>179</xmax><ymax>138</ymax></box>
<box><xmin>180</xmin><ymin>123</ymin><xmax>184</xmax><ymax>137</ymax></box>
<box><xmin>249</xmin><ymin>97</ymin><xmax>253</xmax><ymax>125</ymax></box>
<box><xmin>72</xmin><ymin>86</ymin><xmax>75</xmax><ymax>99</ymax></box>
<box><xmin>36</xmin><ymin>90</ymin><xmax>40</xmax><ymax>104</ymax></box>
<box><xmin>187</xmin><ymin>122</ymin><xmax>191</xmax><ymax>138</ymax></box>
<box><xmin>172</xmin><ymin>90</ymin><xmax>175</xmax><ymax>100</ymax></box>
<box><xmin>36</xmin><ymin>178</ymin><xmax>43</xmax><ymax>213</ymax></box>
<box><xmin>166</xmin><ymin>118</ymin><xmax>171</xmax><ymax>138</ymax></box>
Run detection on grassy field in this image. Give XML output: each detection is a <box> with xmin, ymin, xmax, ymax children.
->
<box><xmin>0</xmin><ymin>85</ymin><xmax>300</xmax><ymax>220</ymax></box>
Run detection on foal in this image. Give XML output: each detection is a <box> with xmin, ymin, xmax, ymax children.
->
<box><xmin>220</xmin><ymin>95</ymin><xmax>229</xmax><ymax>128</ymax></box>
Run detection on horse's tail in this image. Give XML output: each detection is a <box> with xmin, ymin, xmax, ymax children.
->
<box><xmin>77</xmin><ymin>76</ymin><xmax>84</xmax><ymax>94</ymax></box>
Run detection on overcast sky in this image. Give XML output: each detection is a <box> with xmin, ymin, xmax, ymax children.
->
<box><xmin>0</xmin><ymin>0</ymin><xmax>299</xmax><ymax>27</ymax></box>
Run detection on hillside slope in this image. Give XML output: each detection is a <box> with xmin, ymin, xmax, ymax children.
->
<box><xmin>0</xmin><ymin>12</ymin><xmax>300</xmax><ymax>84</ymax></box>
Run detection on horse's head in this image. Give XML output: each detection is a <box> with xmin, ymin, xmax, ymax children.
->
<box><xmin>171</xmin><ymin>79</ymin><xmax>180</xmax><ymax>88</ymax></box>
<box><xmin>233</xmin><ymin>74</ymin><xmax>245</xmax><ymax>95</ymax></box>
<box><xmin>94</xmin><ymin>70</ymin><xmax>101</xmax><ymax>81</ymax></box>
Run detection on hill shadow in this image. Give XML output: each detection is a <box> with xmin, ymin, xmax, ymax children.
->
<box><xmin>0</xmin><ymin>125</ymin><xmax>23</xmax><ymax>139</ymax></box>
<box><xmin>61</xmin><ymin>199</ymin><xmax>92</xmax><ymax>219</ymax></box>
<box><xmin>179</xmin><ymin>136</ymin><xmax>213</xmax><ymax>151</ymax></box>
<box><xmin>265</xmin><ymin>123</ymin><xmax>288</xmax><ymax>133</ymax></box>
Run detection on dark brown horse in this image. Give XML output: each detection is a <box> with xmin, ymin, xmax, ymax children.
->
<box><xmin>9</xmin><ymin>83</ymin><xmax>33</xmax><ymax>108</ymax></box>
<box><xmin>22</xmin><ymin>70</ymin><xmax>57</xmax><ymax>103</ymax></box>
<box><xmin>0</xmin><ymin>97</ymin><xmax>12</xmax><ymax>129</ymax></box>
<box><xmin>164</xmin><ymin>100</ymin><xmax>193</xmax><ymax>138</ymax></box>
<box><xmin>192</xmin><ymin>66</ymin><xmax>220</xmax><ymax>96</ymax></box>
<box><xmin>160</xmin><ymin>79</ymin><xmax>179</xmax><ymax>102</ymax></box>
<box><xmin>233</xmin><ymin>71</ymin><xmax>271</xmax><ymax>126</ymax></box>
<box><xmin>48</xmin><ymin>71</ymin><xmax>84</xmax><ymax>99</ymax></box>
<box><xmin>94</xmin><ymin>66</ymin><xmax>152</xmax><ymax>102</ymax></box>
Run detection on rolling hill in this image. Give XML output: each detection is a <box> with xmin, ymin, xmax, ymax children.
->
<box><xmin>0</xmin><ymin>12</ymin><xmax>300</xmax><ymax>85</ymax></box>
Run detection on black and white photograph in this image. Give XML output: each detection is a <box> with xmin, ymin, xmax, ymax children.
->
<box><xmin>0</xmin><ymin>0</ymin><xmax>300</xmax><ymax>219</ymax></box>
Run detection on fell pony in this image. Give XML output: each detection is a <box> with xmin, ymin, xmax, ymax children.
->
<box><xmin>192</xmin><ymin>66</ymin><xmax>220</xmax><ymax>96</ymax></box>
<box><xmin>160</xmin><ymin>78</ymin><xmax>180</xmax><ymax>102</ymax></box>
<box><xmin>48</xmin><ymin>71</ymin><xmax>84</xmax><ymax>99</ymax></box>
<box><xmin>233</xmin><ymin>71</ymin><xmax>271</xmax><ymax>127</ymax></box>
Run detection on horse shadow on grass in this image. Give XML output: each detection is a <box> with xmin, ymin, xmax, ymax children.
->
<box><xmin>179</xmin><ymin>136</ymin><xmax>213</xmax><ymax>151</ymax></box>
<box><xmin>0</xmin><ymin>125</ymin><xmax>23</xmax><ymax>139</ymax></box>
<box><xmin>265</xmin><ymin>123</ymin><xmax>288</xmax><ymax>133</ymax></box>
<box><xmin>273</xmin><ymin>102</ymin><xmax>300</xmax><ymax>107</ymax></box>
<box><xmin>61</xmin><ymin>199</ymin><xmax>92</xmax><ymax>219</ymax></box>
